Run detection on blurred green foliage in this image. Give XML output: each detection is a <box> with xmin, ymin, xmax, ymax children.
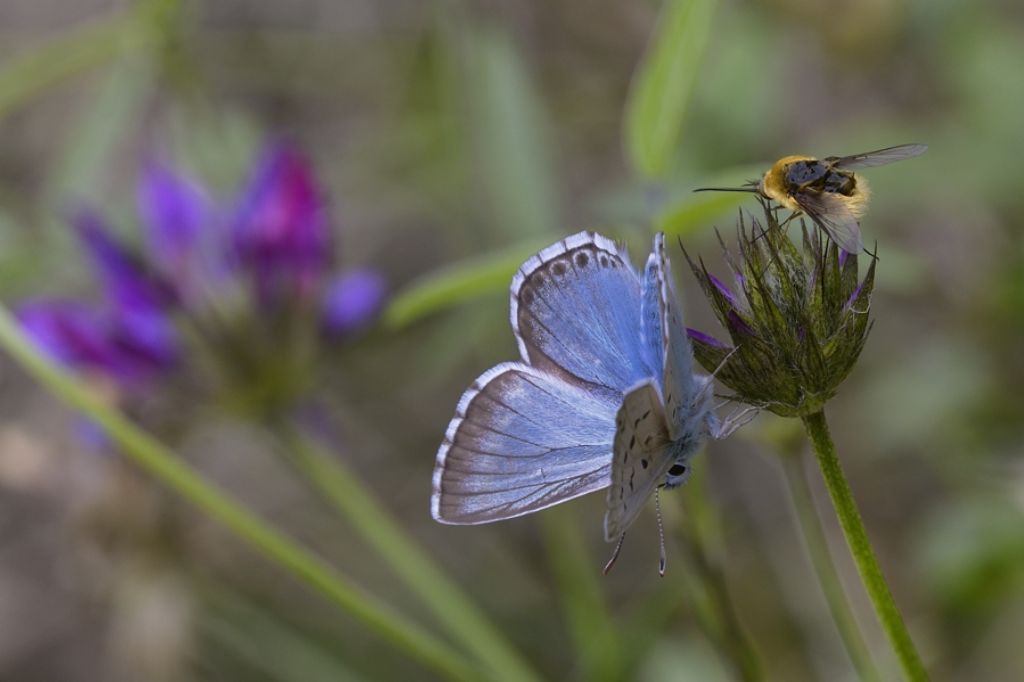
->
<box><xmin>625</xmin><ymin>0</ymin><xmax>717</xmax><ymax>180</ymax></box>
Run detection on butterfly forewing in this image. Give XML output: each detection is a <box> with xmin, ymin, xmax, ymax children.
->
<box><xmin>651</xmin><ymin>234</ymin><xmax>701</xmax><ymax>441</ymax></box>
<box><xmin>433</xmin><ymin>363</ymin><xmax>618</xmax><ymax>524</ymax></box>
<box><xmin>511</xmin><ymin>232</ymin><xmax>648</xmax><ymax>398</ymax></box>
<box><xmin>639</xmin><ymin>250</ymin><xmax>667</xmax><ymax>382</ymax></box>
<box><xmin>604</xmin><ymin>379</ymin><xmax>679</xmax><ymax>540</ymax></box>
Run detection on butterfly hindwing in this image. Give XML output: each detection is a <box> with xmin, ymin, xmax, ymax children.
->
<box><xmin>432</xmin><ymin>362</ymin><xmax>618</xmax><ymax>525</ymax></box>
<box><xmin>511</xmin><ymin>232</ymin><xmax>648</xmax><ymax>399</ymax></box>
<box><xmin>604</xmin><ymin>379</ymin><xmax>677</xmax><ymax>540</ymax></box>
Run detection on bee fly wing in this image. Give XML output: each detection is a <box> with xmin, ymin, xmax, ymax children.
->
<box><xmin>827</xmin><ymin>143</ymin><xmax>928</xmax><ymax>170</ymax></box>
<box><xmin>792</xmin><ymin>190</ymin><xmax>865</xmax><ymax>254</ymax></box>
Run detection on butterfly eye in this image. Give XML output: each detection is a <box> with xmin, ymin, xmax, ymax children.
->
<box><xmin>667</xmin><ymin>464</ymin><xmax>687</xmax><ymax>477</ymax></box>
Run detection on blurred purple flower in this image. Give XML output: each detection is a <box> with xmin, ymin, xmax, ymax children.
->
<box><xmin>110</xmin><ymin>307</ymin><xmax>180</xmax><ymax>371</ymax></box>
<box><xmin>17</xmin><ymin>301</ymin><xmax>175</xmax><ymax>386</ymax></box>
<box><xmin>230</xmin><ymin>143</ymin><xmax>332</xmax><ymax>300</ymax></box>
<box><xmin>17</xmin><ymin>139</ymin><xmax>385</xmax><ymax>400</ymax></box>
<box><xmin>75</xmin><ymin>208</ymin><xmax>177</xmax><ymax>313</ymax></box>
<box><xmin>322</xmin><ymin>269</ymin><xmax>387</xmax><ymax>336</ymax></box>
<box><xmin>73</xmin><ymin>416</ymin><xmax>113</xmax><ymax>453</ymax></box>
<box><xmin>19</xmin><ymin>301</ymin><xmax>114</xmax><ymax>368</ymax></box>
<box><xmin>138</xmin><ymin>160</ymin><xmax>210</xmax><ymax>280</ymax></box>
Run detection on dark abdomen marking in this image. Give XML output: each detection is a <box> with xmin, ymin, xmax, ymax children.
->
<box><xmin>823</xmin><ymin>170</ymin><xmax>856</xmax><ymax>196</ymax></box>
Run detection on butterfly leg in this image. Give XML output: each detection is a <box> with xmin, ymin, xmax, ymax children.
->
<box><xmin>712</xmin><ymin>405</ymin><xmax>760</xmax><ymax>439</ymax></box>
<box><xmin>603</xmin><ymin>533</ymin><xmax>627</xmax><ymax>575</ymax></box>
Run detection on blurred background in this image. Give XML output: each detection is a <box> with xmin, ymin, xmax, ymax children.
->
<box><xmin>1</xmin><ymin>0</ymin><xmax>1022</xmax><ymax>680</ymax></box>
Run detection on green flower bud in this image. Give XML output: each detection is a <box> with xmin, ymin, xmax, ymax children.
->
<box><xmin>684</xmin><ymin>201</ymin><xmax>876</xmax><ymax>418</ymax></box>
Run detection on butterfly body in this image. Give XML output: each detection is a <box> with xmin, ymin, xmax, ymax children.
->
<box><xmin>432</xmin><ymin>231</ymin><xmax>721</xmax><ymax>549</ymax></box>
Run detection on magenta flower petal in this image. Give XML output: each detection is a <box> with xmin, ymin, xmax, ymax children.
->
<box><xmin>845</xmin><ymin>280</ymin><xmax>866</xmax><ymax>309</ymax></box>
<box><xmin>708</xmin><ymin>273</ymin><xmax>739</xmax><ymax>308</ymax></box>
<box><xmin>231</xmin><ymin>143</ymin><xmax>331</xmax><ymax>298</ymax></box>
<box><xmin>726</xmin><ymin>310</ymin><xmax>756</xmax><ymax>337</ymax></box>
<box><xmin>686</xmin><ymin>327</ymin><xmax>730</xmax><ymax>349</ymax></box>
<box><xmin>321</xmin><ymin>269</ymin><xmax>386</xmax><ymax>336</ymax></box>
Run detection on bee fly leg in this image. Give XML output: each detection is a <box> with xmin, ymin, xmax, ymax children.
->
<box><xmin>779</xmin><ymin>211</ymin><xmax>801</xmax><ymax>230</ymax></box>
<box><xmin>749</xmin><ymin>209</ymin><xmax>797</xmax><ymax>247</ymax></box>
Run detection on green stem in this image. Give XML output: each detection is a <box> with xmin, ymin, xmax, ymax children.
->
<box><xmin>540</xmin><ymin>510</ymin><xmax>620</xmax><ymax>681</ymax></box>
<box><xmin>801</xmin><ymin>411</ymin><xmax>929</xmax><ymax>682</ymax></box>
<box><xmin>277</xmin><ymin>424</ymin><xmax>540</xmax><ymax>682</ymax></box>
<box><xmin>0</xmin><ymin>306</ymin><xmax>478</xmax><ymax>682</ymax></box>
<box><xmin>781</xmin><ymin>452</ymin><xmax>882</xmax><ymax>682</ymax></box>
<box><xmin>678</xmin><ymin>511</ymin><xmax>763</xmax><ymax>682</ymax></box>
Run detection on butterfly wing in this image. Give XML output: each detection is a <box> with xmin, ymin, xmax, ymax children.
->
<box><xmin>792</xmin><ymin>190</ymin><xmax>865</xmax><ymax>253</ymax></box>
<box><xmin>432</xmin><ymin>362</ymin><xmax>618</xmax><ymax>524</ymax></box>
<box><xmin>604</xmin><ymin>379</ymin><xmax>678</xmax><ymax>540</ymax></box>
<box><xmin>826</xmin><ymin>143</ymin><xmax>927</xmax><ymax>170</ymax></box>
<box><xmin>648</xmin><ymin>233</ymin><xmax>705</xmax><ymax>441</ymax></box>
<box><xmin>639</xmin><ymin>244</ymin><xmax>667</xmax><ymax>381</ymax></box>
<box><xmin>511</xmin><ymin>232</ymin><xmax>648</xmax><ymax>400</ymax></box>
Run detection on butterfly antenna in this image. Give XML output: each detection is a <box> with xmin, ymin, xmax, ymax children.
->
<box><xmin>603</xmin><ymin>533</ymin><xmax>626</xmax><ymax>575</ymax></box>
<box><xmin>655</xmin><ymin>488</ymin><xmax>667</xmax><ymax>577</ymax></box>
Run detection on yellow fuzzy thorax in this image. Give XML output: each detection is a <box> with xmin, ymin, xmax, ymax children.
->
<box><xmin>759</xmin><ymin>155</ymin><xmax>872</xmax><ymax>216</ymax></box>
<box><xmin>759</xmin><ymin>155</ymin><xmax>814</xmax><ymax>209</ymax></box>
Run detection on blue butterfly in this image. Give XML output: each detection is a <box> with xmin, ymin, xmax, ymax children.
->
<box><xmin>431</xmin><ymin>232</ymin><xmax>743</xmax><ymax>571</ymax></box>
